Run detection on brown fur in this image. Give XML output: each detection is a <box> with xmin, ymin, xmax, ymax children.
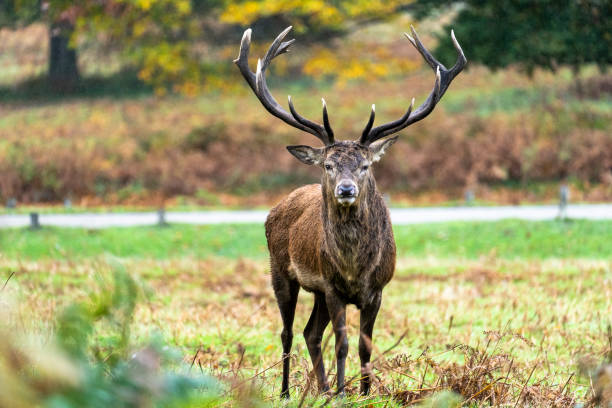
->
<box><xmin>266</xmin><ymin>141</ymin><xmax>396</xmax><ymax>397</ymax></box>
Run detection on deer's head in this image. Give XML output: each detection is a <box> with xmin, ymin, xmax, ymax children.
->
<box><xmin>286</xmin><ymin>139</ymin><xmax>396</xmax><ymax>207</ymax></box>
<box><xmin>234</xmin><ymin>26</ymin><xmax>466</xmax><ymax>207</ymax></box>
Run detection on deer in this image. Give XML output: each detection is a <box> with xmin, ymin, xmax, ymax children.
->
<box><xmin>234</xmin><ymin>25</ymin><xmax>466</xmax><ymax>398</ymax></box>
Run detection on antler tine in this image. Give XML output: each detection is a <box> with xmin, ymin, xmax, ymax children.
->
<box><xmin>260</xmin><ymin>26</ymin><xmax>293</xmax><ymax>74</ymax></box>
<box><xmin>449</xmin><ymin>29</ymin><xmax>467</xmax><ymax>78</ymax></box>
<box><xmin>321</xmin><ymin>99</ymin><xmax>334</xmax><ymax>140</ymax></box>
<box><xmin>234</xmin><ymin>27</ymin><xmax>334</xmax><ymax>146</ymax></box>
<box><xmin>234</xmin><ymin>29</ymin><xmax>255</xmax><ymax>89</ymax></box>
<box><xmin>361</xmin><ymin>27</ymin><xmax>466</xmax><ymax>145</ymax></box>
<box><xmin>405</xmin><ymin>25</ymin><xmax>445</xmax><ymax>72</ymax></box>
<box><xmin>361</xmin><ymin>98</ymin><xmax>415</xmax><ymax>145</ymax></box>
<box><xmin>287</xmin><ymin>95</ymin><xmax>331</xmax><ymax>139</ymax></box>
<box><xmin>406</xmin><ymin>26</ymin><xmax>466</xmax><ymax>97</ymax></box>
<box><xmin>359</xmin><ymin>104</ymin><xmax>376</xmax><ymax>144</ymax></box>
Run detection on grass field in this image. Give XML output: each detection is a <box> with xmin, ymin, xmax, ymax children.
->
<box><xmin>1</xmin><ymin>220</ymin><xmax>611</xmax><ymax>406</ymax></box>
<box><xmin>1</xmin><ymin>219</ymin><xmax>610</xmax><ymax>260</ymax></box>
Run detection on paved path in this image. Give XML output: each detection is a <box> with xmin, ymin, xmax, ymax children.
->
<box><xmin>0</xmin><ymin>204</ymin><xmax>611</xmax><ymax>229</ymax></box>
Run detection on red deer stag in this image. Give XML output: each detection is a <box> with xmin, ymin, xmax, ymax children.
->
<box><xmin>234</xmin><ymin>26</ymin><xmax>466</xmax><ymax>398</ymax></box>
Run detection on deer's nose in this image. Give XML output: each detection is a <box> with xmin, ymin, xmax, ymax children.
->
<box><xmin>336</xmin><ymin>182</ymin><xmax>356</xmax><ymax>197</ymax></box>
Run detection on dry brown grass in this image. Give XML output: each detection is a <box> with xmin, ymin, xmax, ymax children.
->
<box><xmin>1</xmin><ymin>19</ymin><xmax>611</xmax><ymax>206</ymax></box>
<box><xmin>0</xmin><ymin>58</ymin><xmax>610</xmax><ymax>205</ymax></box>
<box><xmin>2</xmin><ymin>256</ymin><xmax>612</xmax><ymax>405</ymax></box>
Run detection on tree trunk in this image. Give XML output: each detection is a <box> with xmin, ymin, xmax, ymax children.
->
<box><xmin>49</xmin><ymin>21</ymin><xmax>79</xmax><ymax>90</ymax></box>
<box><xmin>572</xmin><ymin>65</ymin><xmax>583</xmax><ymax>99</ymax></box>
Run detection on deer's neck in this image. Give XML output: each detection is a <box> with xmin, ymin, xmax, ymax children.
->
<box><xmin>322</xmin><ymin>183</ymin><xmax>375</xmax><ymax>234</ymax></box>
<box><xmin>321</xmin><ymin>178</ymin><xmax>385</xmax><ymax>277</ymax></box>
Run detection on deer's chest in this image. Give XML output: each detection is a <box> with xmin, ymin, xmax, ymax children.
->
<box><xmin>323</xmin><ymin>229</ymin><xmax>382</xmax><ymax>303</ymax></box>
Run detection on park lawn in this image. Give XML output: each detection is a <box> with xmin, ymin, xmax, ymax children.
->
<box><xmin>0</xmin><ymin>219</ymin><xmax>610</xmax><ymax>260</ymax></box>
<box><xmin>1</xmin><ymin>219</ymin><xmax>611</xmax><ymax>406</ymax></box>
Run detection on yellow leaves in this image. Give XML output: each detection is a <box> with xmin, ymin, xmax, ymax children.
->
<box><xmin>303</xmin><ymin>48</ymin><xmax>340</xmax><ymax>77</ymax></box>
<box><xmin>221</xmin><ymin>2</ymin><xmax>261</xmax><ymax>25</ymax></box>
<box><xmin>173</xmin><ymin>80</ymin><xmax>200</xmax><ymax>98</ymax></box>
<box><xmin>220</xmin><ymin>0</ymin><xmax>343</xmax><ymax>27</ymax></box>
<box><xmin>133</xmin><ymin>0</ymin><xmax>190</xmax><ymax>14</ymax></box>
<box><xmin>137</xmin><ymin>67</ymin><xmax>152</xmax><ymax>82</ymax></box>
<box><xmin>344</xmin><ymin>0</ymin><xmax>409</xmax><ymax>18</ymax></box>
<box><xmin>135</xmin><ymin>40</ymin><xmax>204</xmax><ymax>96</ymax></box>
<box><xmin>88</xmin><ymin>111</ymin><xmax>110</xmax><ymax>128</ymax></box>
<box><xmin>218</xmin><ymin>0</ymin><xmax>419</xmax><ymax>89</ymax></box>
<box><xmin>220</xmin><ymin>0</ymin><xmax>413</xmax><ymax>28</ymax></box>
<box><xmin>73</xmin><ymin>0</ymin><xmax>421</xmax><ymax>95</ymax></box>
<box><xmin>132</xmin><ymin>21</ymin><xmax>147</xmax><ymax>38</ymax></box>
<box><xmin>137</xmin><ymin>0</ymin><xmax>152</xmax><ymax>10</ymax></box>
<box><xmin>341</xmin><ymin>61</ymin><xmax>368</xmax><ymax>80</ymax></box>
<box><xmin>303</xmin><ymin>44</ymin><xmax>419</xmax><ymax>86</ymax></box>
<box><xmin>176</xmin><ymin>0</ymin><xmax>191</xmax><ymax>15</ymax></box>
<box><xmin>371</xmin><ymin>63</ymin><xmax>390</xmax><ymax>78</ymax></box>
<box><xmin>299</xmin><ymin>0</ymin><xmax>342</xmax><ymax>26</ymax></box>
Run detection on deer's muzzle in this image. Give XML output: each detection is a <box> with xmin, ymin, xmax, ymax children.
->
<box><xmin>335</xmin><ymin>181</ymin><xmax>358</xmax><ymax>205</ymax></box>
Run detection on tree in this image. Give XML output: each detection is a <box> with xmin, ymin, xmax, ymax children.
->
<box><xmin>0</xmin><ymin>0</ymin><xmax>205</xmax><ymax>92</ymax></box>
<box><xmin>219</xmin><ymin>0</ymin><xmax>417</xmax><ymax>86</ymax></box>
<box><xmin>74</xmin><ymin>0</ymin><xmax>204</xmax><ymax>94</ymax></box>
<box><xmin>1</xmin><ymin>1</ymin><xmax>81</xmax><ymax>89</ymax></box>
<box><xmin>412</xmin><ymin>0</ymin><xmax>612</xmax><ymax>75</ymax></box>
<box><xmin>48</xmin><ymin>7</ymin><xmax>79</xmax><ymax>87</ymax></box>
<box><xmin>1</xmin><ymin>0</ymin><xmax>416</xmax><ymax>93</ymax></box>
<box><xmin>220</xmin><ymin>0</ymin><xmax>412</xmax><ymax>39</ymax></box>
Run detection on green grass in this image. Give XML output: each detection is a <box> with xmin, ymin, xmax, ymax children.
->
<box><xmin>0</xmin><ymin>223</ymin><xmax>267</xmax><ymax>260</ymax></box>
<box><xmin>2</xmin><ymin>220</ymin><xmax>611</xmax><ymax>405</ymax></box>
<box><xmin>444</xmin><ymin>83</ymin><xmax>612</xmax><ymax>117</ymax></box>
<box><xmin>2</xmin><ymin>250</ymin><xmax>611</xmax><ymax>405</ymax></box>
<box><xmin>1</xmin><ymin>219</ymin><xmax>610</xmax><ymax>260</ymax></box>
<box><xmin>393</xmin><ymin>219</ymin><xmax>612</xmax><ymax>260</ymax></box>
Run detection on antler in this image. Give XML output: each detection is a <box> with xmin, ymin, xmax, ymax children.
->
<box><xmin>359</xmin><ymin>26</ymin><xmax>466</xmax><ymax>145</ymax></box>
<box><xmin>234</xmin><ymin>26</ymin><xmax>334</xmax><ymax>146</ymax></box>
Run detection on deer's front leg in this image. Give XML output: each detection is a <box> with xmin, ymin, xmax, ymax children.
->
<box><xmin>303</xmin><ymin>292</ymin><xmax>331</xmax><ymax>394</ymax></box>
<box><xmin>325</xmin><ymin>290</ymin><xmax>348</xmax><ymax>397</ymax></box>
<box><xmin>359</xmin><ymin>292</ymin><xmax>382</xmax><ymax>395</ymax></box>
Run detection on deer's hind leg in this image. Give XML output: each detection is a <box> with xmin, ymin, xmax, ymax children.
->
<box><xmin>271</xmin><ymin>263</ymin><xmax>300</xmax><ymax>399</ymax></box>
<box><xmin>359</xmin><ymin>291</ymin><xmax>382</xmax><ymax>395</ymax></box>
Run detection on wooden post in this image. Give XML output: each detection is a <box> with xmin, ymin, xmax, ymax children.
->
<box><xmin>157</xmin><ymin>208</ymin><xmax>167</xmax><ymax>227</ymax></box>
<box><xmin>465</xmin><ymin>189</ymin><xmax>475</xmax><ymax>206</ymax></box>
<box><xmin>30</xmin><ymin>212</ymin><xmax>40</xmax><ymax>229</ymax></box>
<box><xmin>558</xmin><ymin>184</ymin><xmax>569</xmax><ymax>220</ymax></box>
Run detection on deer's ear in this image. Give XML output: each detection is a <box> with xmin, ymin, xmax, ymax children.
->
<box><xmin>286</xmin><ymin>145</ymin><xmax>324</xmax><ymax>165</ymax></box>
<box><xmin>369</xmin><ymin>136</ymin><xmax>398</xmax><ymax>162</ymax></box>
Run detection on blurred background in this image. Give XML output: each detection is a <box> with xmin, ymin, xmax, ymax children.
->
<box><xmin>1</xmin><ymin>0</ymin><xmax>610</xmax><ymax>210</ymax></box>
<box><xmin>1</xmin><ymin>2</ymin><xmax>612</xmax><ymax>407</ymax></box>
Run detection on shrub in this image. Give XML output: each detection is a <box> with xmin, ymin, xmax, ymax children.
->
<box><xmin>0</xmin><ymin>263</ymin><xmax>223</xmax><ymax>407</ymax></box>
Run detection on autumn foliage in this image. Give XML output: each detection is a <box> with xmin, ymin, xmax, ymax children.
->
<box><xmin>0</xmin><ymin>3</ymin><xmax>611</xmax><ymax>205</ymax></box>
<box><xmin>0</xmin><ymin>68</ymin><xmax>610</xmax><ymax>205</ymax></box>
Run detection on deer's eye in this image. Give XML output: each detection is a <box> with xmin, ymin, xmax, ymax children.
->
<box><xmin>361</xmin><ymin>164</ymin><xmax>370</xmax><ymax>171</ymax></box>
<box><xmin>324</xmin><ymin>164</ymin><xmax>332</xmax><ymax>171</ymax></box>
